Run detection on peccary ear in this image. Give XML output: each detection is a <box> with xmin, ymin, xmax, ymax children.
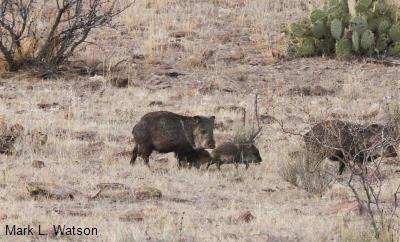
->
<box><xmin>193</xmin><ymin>116</ymin><xmax>202</xmax><ymax>123</ymax></box>
<box><xmin>210</xmin><ymin>116</ymin><xmax>215</xmax><ymax>121</ymax></box>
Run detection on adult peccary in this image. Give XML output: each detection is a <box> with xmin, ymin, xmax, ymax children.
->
<box><xmin>304</xmin><ymin>120</ymin><xmax>397</xmax><ymax>175</ymax></box>
<box><xmin>130</xmin><ymin>111</ymin><xmax>215</xmax><ymax>167</ymax></box>
<box><xmin>179</xmin><ymin>149</ymin><xmax>212</xmax><ymax>169</ymax></box>
<box><xmin>207</xmin><ymin>142</ymin><xmax>262</xmax><ymax>170</ymax></box>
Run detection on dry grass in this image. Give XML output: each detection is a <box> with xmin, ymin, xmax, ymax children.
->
<box><xmin>1</xmin><ymin>0</ymin><xmax>400</xmax><ymax>241</ymax></box>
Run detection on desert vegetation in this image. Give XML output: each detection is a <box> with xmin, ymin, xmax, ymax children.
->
<box><xmin>1</xmin><ymin>0</ymin><xmax>400</xmax><ymax>241</ymax></box>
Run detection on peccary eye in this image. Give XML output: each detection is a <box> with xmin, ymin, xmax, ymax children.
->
<box><xmin>201</xmin><ymin>130</ymin><xmax>207</xmax><ymax>134</ymax></box>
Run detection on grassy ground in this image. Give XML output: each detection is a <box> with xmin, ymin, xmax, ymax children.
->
<box><xmin>1</xmin><ymin>0</ymin><xmax>400</xmax><ymax>241</ymax></box>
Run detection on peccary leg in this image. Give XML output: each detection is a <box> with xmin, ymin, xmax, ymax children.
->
<box><xmin>245</xmin><ymin>161</ymin><xmax>249</xmax><ymax>169</ymax></box>
<box><xmin>176</xmin><ymin>152</ymin><xmax>188</xmax><ymax>169</ymax></box>
<box><xmin>216</xmin><ymin>161</ymin><xmax>221</xmax><ymax>170</ymax></box>
<box><xmin>130</xmin><ymin>145</ymin><xmax>139</xmax><ymax>165</ymax></box>
<box><xmin>338</xmin><ymin>162</ymin><xmax>346</xmax><ymax>175</ymax></box>
<box><xmin>139</xmin><ymin>145</ymin><xmax>153</xmax><ymax>168</ymax></box>
<box><xmin>234</xmin><ymin>162</ymin><xmax>239</xmax><ymax>170</ymax></box>
<box><xmin>206</xmin><ymin>160</ymin><xmax>214</xmax><ymax>170</ymax></box>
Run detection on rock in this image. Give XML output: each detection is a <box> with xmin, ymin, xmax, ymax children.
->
<box><xmin>75</xmin><ymin>78</ymin><xmax>105</xmax><ymax>96</ymax></box>
<box><xmin>72</xmin><ymin>131</ymin><xmax>97</xmax><ymax>142</ymax></box>
<box><xmin>134</xmin><ymin>186</ymin><xmax>162</xmax><ymax>200</ymax></box>
<box><xmin>260</xmin><ymin>114</ymin><xmax>277</xmax><ymax>125</ymax></box>
<box><xmin>114</xmin><ymin>150</ymin><xmax>133</xmax><ymax>158</ymax></box>
<box><xmin>0</xmin><ymin>135</ymin><xmax>15</xmax><ymax>154</ymax></box>
<box><xmin>188</xmin><ymin>49</ymin><xmax>215</xmax><ymax>67</ymax></box>
<box><xmin>0</xmin><ymin>120</ymin><xmax>24</xmax><ymax>154</ymax></box>
<box><xmin>148</xmin><ymin>101</ymin><xmax>165</xmax><ymax>107</ymax></box>
<box><xmin>52</xmin><ymin>207</ymin><xmax>92</xmax><ymax>217</ymax></box>
<box><xmin>81</xmin><ymin>141</ymin><xmax>105</xmax><ymax>157</ymax></box>
<box><xmin>32</xmin><ymin>160</ymin><xmax>45</xmax><ymax>169</ymax></box>
<box><xmin>91</xmin><ymin>184</ymin><xmax>162</xmax><ymax>202</ymax></box>
<box><xmin>91</xmin><ymin>183</ymin><xmax>134</xmax><ymax>202</ymax></box>
<box><xmin>155</xmin><ymin>68</ymin><xmax>188</xmax><ymax>78</ymax></box>
<box><xmin>238</xmin><ymin>211</ymin><xmax>255</xmax><ymax>223</ymax></box>
<box><xmin>119</xmin><ymin>210</ymin><xmax>144</xmax><ymax>222</ymax></box>
<box><xmin>10</xmin><ymin>124</ymin><xmax>24</xmax><ymax>136</ymax></box>
<box><xmin>262</xmin><ymin>188</ymin><xmax>277</xmax><ymax>193</ymax></box>
<box><xmin>287</xmin><ymin>85</ymin><xmax>335</xmax><ymax>96</ymax></box>
<box><xmin>223</xmin><ymin>233</ymin><xmax>238</xmax><ymax>240</ymax></box>
<box><xmin>96</xmin><ymin>183</ymin><xmax>130</xmax><ymax>190</ymax></box>
<box><xmin>37</xmin><ymin>102</ymin><xmax>63</xmax><ymax>111</ymax></box>
<box><xmin>29</xmin><ymin>129</ymin><xmax>48</xmax><ymax>146</ymax></box>
<box><xmin>27</xmin><ymin>182</ymin><xmax>84</xmax><ymax>200</ymax></box>
<box><xmin>168</xmin><ymin>30</ymin><xmax>197</xmax><ymax>38</ymax></box>
<box><xmin>110</xmin><ymin>77</ymin><xmax>129</xmax><ymax>88</ymax></box>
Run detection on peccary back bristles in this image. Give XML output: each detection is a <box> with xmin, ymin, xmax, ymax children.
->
<box><xmin>130</xmin><ymin>111</ymin><xmax>215</xmax><ymax>167</ymax></box>
<box><xmin>304</xmin><ymin>120</ymin><xmax>397</xmax><ymax>175</ymax></box>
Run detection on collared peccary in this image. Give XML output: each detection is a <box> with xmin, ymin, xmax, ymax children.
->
<box><xmin>304</xmin><ymin>120</ymin><xmax>397</xmax><ymax>175</ymax></box>
<box><xmin>130</xmin><ymin>111</ymin><xmax>215</xmax><ymax>167</ymax></box>
<box><xmin>207</xmin><ymin>142</ymin><xmax>262</xmax><ymax>170</ymax></box>
<box><xmin>178</xmin><ymin>148</ymin><xmax>212</xmax><ymax>169</ymax></box>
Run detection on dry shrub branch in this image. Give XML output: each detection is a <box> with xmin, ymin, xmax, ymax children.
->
<box><xmin>0</xmin><ymin>0</ymin><xmax>132</xmax><ymax>72</ymax></box>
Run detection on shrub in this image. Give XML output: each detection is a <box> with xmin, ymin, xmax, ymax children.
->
<box><xmin>0</xmin><ymin>0</ymin><xmax>131</xmax><ymax>72</ymax></box>
<box><xmin>279</xmin><ymin>149</ymin><xmax>333</xmax><ymax>195</ymax></box>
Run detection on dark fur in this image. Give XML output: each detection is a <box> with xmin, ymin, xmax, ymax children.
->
<box><xmin>304</xmin><ymin>120</ymin><xmax>397</xmax><ymax>175</ymax></box>
<box><xmin>179</xmin><ymin>149</ymin><xmax>212</xmax><ymax>169</ymax></box>
<box><xmin>207</xmin><ymin>142</ymin><xmax>262</xmax><ymax>170</ymax></box>
<box><xmin>130</xmin><ymin>111</ymin><xmax>215</xmax><ymax>167</ymax></box>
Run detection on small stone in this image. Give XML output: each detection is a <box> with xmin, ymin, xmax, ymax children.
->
<box><xmin>238</xmin><ymin>211</ymin><xmax>255</xmax><ymax>223</ymax></box>
<box><xmin>32</xmin><ymin>160</ymin><xmax>45</xmax><ymax>169</ymax></box>
<box><xmin>119</xmin><ymin>210</ymin><xmax>144</xmax><ymax>222</ymax></box>
<box><xmin>110</xmin><ymin>77</ymin><xmax>129</xmax><ymax>88</ymax></box>
<box><xmin>134</xmin><ymin>187</ymin><xmax>162</xmax><ymax>200</ymax></box>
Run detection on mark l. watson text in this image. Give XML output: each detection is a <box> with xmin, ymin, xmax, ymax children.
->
<box><xmin>4</xmin><ymin>224</ymin><xmax>98</xmax><ymax>236</ymax></box>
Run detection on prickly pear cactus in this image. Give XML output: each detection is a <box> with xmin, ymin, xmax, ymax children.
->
<box><xmin>327</xmin><ymin>0</ymin><xmax>350</xmax><ymax>21</ymax></box>
<box><xmin>289</xmin><ymin>22</ymin><xmax>310</xmax><ymax>37</ymax></box>
<box><xmin>331</xmin><ymin>19</ymin><xmax>344</xmax><ymax>40</ymax></box>
<box><xmin>352</xmin><ymin>31</ymin><xmax>360</xmax><ymax>53</ymax></box>
<box><xmin>389</xmin><ymin>23</ymin><xmax>400</xmax><ymax>42</ymax></box>
<box><xmin>282</xmin><ymin>0</ymin><xmax>400</xmax><ymax>59</ymax></box>
<box><xmin>360</xmin><ymin>30</ymin><xmax>375</xmax><ymax>51</ymax></box>
<box><xmin>335</xmin><ymin>39</ymin><xmax>353</xmax><ymax>59</ymax></box>
<box><xmin>388</xmin><ymin>42</ymin><xmax>400</xmax><ymax>55</ymax></box>
<box><xmin>374</xmin><ymin>0</ymin><xmax>389</xmax><ymax>15</ymax></box>
<box><xmin>296</xmin><ymin>38</ymin><xmax>316</xmax><ymax>57</ymax></box>
<box><xmin>315</xmin><ymin>39</ymin><xmax>335</xmax><ymax>55</ymax></box>
<box><xmin>355</xmin><ymin>0</ymin><xmax>372</xmax><ymax>13</ymax></box>
<box><xmin>311</xmin><ymin>9</ymin><xmax>328</xmax><ymax>24</ymax></box>
<box><xmin>378</xmin><ymin>19</ymin><xmax>391</xmax><ymax>35</ymax></box>
<box><xmin>376</xmin><ymin>34</ymin><xmax>390</xmax><ymax>52</ymax></box>
<box><xmin>313</xmin><ymin>20</ymin><xmax>328</xmax><ymax>38</ymax></box>
<box><xmin>350</xmin><ymin>16</ymin><xmax>368</xmax><ymax>33</ymax></box>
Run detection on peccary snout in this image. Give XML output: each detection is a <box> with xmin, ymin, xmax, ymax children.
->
<box><xmin>193</xmin><ymin>116</ymin><xmax>216</xmax><ymax>149</ymax></box>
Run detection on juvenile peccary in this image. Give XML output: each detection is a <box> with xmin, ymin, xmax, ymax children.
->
<box><xmin>130</xmin><ymin>111</ymin><xmax>215</xmax><ymax>167</ymax></box>
<box><xmin>304</xmin><ymin>120</ymin><xmax>397</xmax><ymax>175</ymax></box>
<box><xmin>207</xmin><ymin>142</ymin><xmax>262</xmax><ymax>170</ymax></box>
<box><xmin>179</xmin><ymin>149</ymin><xmax>212</xmax><ymax>169</ymax></box>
